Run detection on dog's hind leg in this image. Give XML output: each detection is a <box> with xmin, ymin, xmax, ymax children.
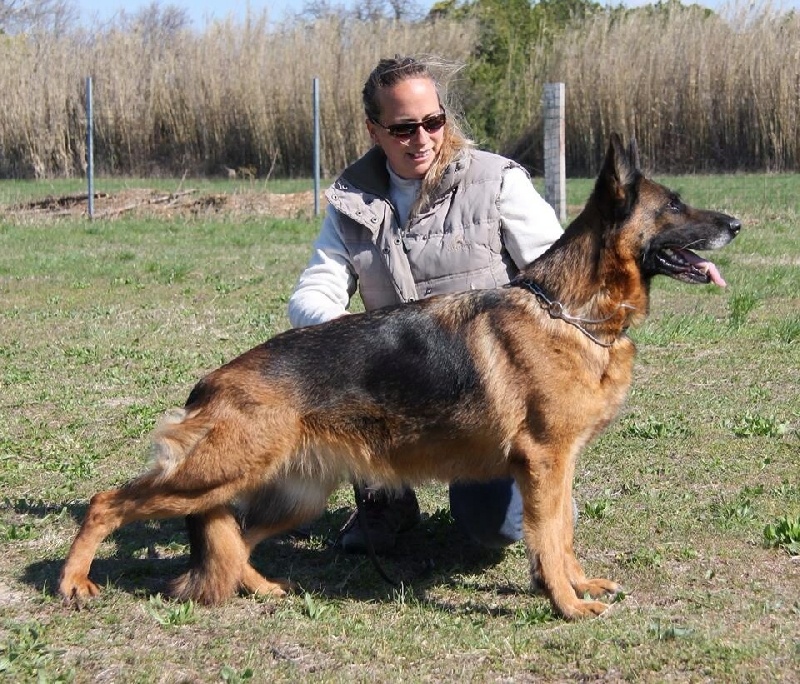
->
<box><xmin>174</xmin><ymin>504</ymin><xmax>317</xmax><ymax>603</ymax></box>
<box><xmin>59</xmin><ymin>474</ymin><xmax>248</xmax><ymax>606</ymax></box>
<box><xmin>60</xmin><ymin>400</ymin><xmax>306</xmax><ymax>606</ymax></box>
<box><xmin>58</xmin><ymin>487</ymin><xmax>122</xmax><ymax>604</ymax></box>
<box><xmin>171</xmin><ymin>507</ymin><xmax>249</xmax><ymax>604</ymax></box>
<box><xmin>178</xmin><ymin>505</ymin><xmax>302</xmax><ymax>602</ymax></box>
<box><xmin>235</xmin><ymin>477</ymin><xmax>335</xmax><ymax>598</ymax></box>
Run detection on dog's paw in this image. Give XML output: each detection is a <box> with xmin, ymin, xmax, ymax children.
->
<box><xmin>573</xmin><ymin>577</ymin><xmax>622</xmax><ymax>599</ymax></box>
<box><xmin>253</xmin><ymin>578</ymin><xmax>297</xmax><ymax>598</ymax></box>
<box><xmin>240</xmin><ymin>564</ymin><xmax>296</xmax><ymax>598</ymax></box>
<box><xmin>59</xmin><ymin>576</ymin><xmax>101</xmax><ymax>608</ymax></box>
<box><xmin>559</xmin><ymin>597</ymin><xmax>612</xmax><ymax>620</ymax></box>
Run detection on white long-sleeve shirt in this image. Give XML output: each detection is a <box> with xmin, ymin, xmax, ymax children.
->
<box><xmin>288</xmin><ymin>165</ymin><xmax>563</xmax><ymax>329</ymax></box>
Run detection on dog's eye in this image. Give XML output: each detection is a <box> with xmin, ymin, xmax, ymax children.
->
<box><xmin>668</xmin><ymin>198</ymin><xmax>684</xmax><ymax>213</ymax></box>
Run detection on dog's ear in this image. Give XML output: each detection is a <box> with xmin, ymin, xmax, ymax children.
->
<box><xmin>606</xmin><ymin>133</ymin><xmax>638</xmax><ymax>189</ymax></box>
<box><xmin>595</xmin><ymin>133</ymin><xmax>640</xmax><ymax>222</ymax></box>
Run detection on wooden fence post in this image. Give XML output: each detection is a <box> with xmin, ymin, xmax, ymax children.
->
<box><xmin>543</xmin><ymin>83</ymin><xmax>566</xmax><ymax>223</ymax></box>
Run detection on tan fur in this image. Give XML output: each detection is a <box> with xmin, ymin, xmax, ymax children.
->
<box><xmin>170</xmin><ymin>507</ymin><xmax>247</xmax><ymax>604</ymax></box>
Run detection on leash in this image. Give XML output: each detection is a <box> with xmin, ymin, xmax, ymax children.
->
<box><xmin>332</xmin><ymin>487</ymin><xmax>401</xmax><ymax>588</ymax></box>
<box><xmin>512</xmin><ymin>278</ymin><xmax>633</xmax><ymax>348</ymax></box>
<box><xmin>354</xmin><ymin>487</ymin><xmax>401</xmax><ymax>587</ymax></box>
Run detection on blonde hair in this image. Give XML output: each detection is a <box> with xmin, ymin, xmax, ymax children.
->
<box><xmin>362</xmin><ymin>55</ymin><xmax>474</xmax><ymax>211</ymax></box>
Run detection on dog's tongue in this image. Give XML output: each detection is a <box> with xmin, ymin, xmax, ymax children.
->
<box><xmin>678</xmin><ymin>248</ymin><xmax>727</xmax><ymax>287</ymax></box>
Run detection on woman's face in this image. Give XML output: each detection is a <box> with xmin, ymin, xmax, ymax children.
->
<box><xmin>366</xmin><ymin>77</ymin><xmax>445</xmax><ymax>180</ymax></box>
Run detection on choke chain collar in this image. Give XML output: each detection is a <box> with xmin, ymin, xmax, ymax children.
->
<box><xmin>512</xmin><ymin>278</ymin><xmax>634</xmax><ymax>348</ymax></box>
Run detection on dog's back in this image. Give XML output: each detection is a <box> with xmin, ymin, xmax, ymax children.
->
<box><xmin>178</xmin><ymin>288</ymin><xmax>541</xmax><ymax>487</ymax></box>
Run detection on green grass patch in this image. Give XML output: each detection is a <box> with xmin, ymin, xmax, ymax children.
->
<box><xmin>763</xmin><ymin>515</ymin><xmax>800</xmax><ymax>556</ymax></box>
<box><xmin>0</xmin><ymin>174</ymin><xmax>797</xmax><ymax>681</ymax></box>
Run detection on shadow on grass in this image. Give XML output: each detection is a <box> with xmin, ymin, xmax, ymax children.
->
<box><xmin>21</xmin><ymin>501</ymin><xmax>523</xmax><ymax>614</ymax></box>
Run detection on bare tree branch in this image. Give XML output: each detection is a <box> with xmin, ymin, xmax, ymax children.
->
<box><xmin>299</xmin><ymin>0</ymin><xmax>426</xmax><ymax>22</ymax></box>
<box><xmin>117</xmin><ymin>1</ymin><xmax>190</xmax><ymax>36</ymax></box>
<box><xmin>0</xmin><ymin>0</ymin><xmax>77</xmax><ymax>35</ymax></box>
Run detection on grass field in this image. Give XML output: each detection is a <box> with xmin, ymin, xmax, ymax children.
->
<box><xmin>0</xmin><ymin>174</ymin><xmax>798</xmax><ymax>682</ymax></box>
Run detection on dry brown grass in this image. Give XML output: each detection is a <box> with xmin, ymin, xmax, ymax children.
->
<box><xmin>0</xmin><ymin>12</ymin><xmax>474</xmax><ymax>179</ymax></box>
<box><xmin>0</xmin><ymin>3</ymin><xmax>797</xmax><ymax>178</ymax></box>
<box><xmin>545</xmin><ymin>2</ymin><xmax>800</xmax><ymax>174</ymax></box>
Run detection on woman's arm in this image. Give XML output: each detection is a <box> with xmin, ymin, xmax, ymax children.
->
<box><xmin>287</xmin><ymin>205</ymin><xmax>357</xmax><ymax>328</ymax></box>
<box><xmin>499</xmin><ymin>167</ymin><xmax>564</xmax><ymax>270</ymax></box>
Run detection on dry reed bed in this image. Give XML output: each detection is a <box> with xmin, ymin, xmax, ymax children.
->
<box><xmin>0</xmin><ymin>4</ymin><xmax>797</xmax><ymax>178</ymax></box>
<box><xmin>0</xmin><ymin>15</ymin><xmax>474</xmax><ymax>178</ymax></box>
<box><xmin>548</xmin><ymin>4</ymin><xmax>800</xmax><ymax>173</ymax></box>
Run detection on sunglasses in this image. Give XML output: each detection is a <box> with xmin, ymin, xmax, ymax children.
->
<box><xmin>369</xmin><ymin>111</ymin><xmax>447</xmax><ymax>139</ymax></box>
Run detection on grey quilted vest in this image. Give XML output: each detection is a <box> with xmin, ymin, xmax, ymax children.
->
<box><xmin>325</xmin><ymin>147</ymin><xmax>526</xmax><ymax>311</ymax></box>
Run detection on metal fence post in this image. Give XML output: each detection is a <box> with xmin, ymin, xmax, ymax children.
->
<box><xmin>313</xmin><ymin>77</ymin><xmax>320</xmax><ymax>217</ymax></box>
<box><xmin>86</xmin><ymin>77</ymin><xmax>94</xmax><ymax>219</ymax></box>
<box><xmin>543</xmin><ymin>83</ymin><xmax>566</xmax><ymax>223</ymax></box>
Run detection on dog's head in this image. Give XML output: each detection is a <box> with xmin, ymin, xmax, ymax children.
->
<box><xmin>595</xmin><ymin>133</ymin><xmax>741</xmax><ymax>287</ymax></box>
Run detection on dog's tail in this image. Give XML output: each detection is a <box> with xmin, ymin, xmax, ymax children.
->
<box><xmin>170</xmin><ymin>507</ymin><xmax>247</xmax><ymax>604</ymax></box>
<box><xmin>149</xmin><ymin>408</ymin><xmax>213</xmax><ymax>483</ymax></box>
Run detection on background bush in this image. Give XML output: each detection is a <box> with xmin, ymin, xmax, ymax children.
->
<box><xmin>0</xmin><ymin>0</ymin><xmax>797</xmax><ymax>179</ymax></box>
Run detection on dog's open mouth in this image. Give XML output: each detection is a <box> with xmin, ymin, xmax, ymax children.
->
<box><xmin>655</xmin><ymin>247</ymin><xmax>727</xmax><ymax>286</ymax></box>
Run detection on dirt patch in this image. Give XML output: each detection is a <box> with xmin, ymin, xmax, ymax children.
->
<box><xmin>0</xmin><ymin>579</ymin><xmax>30</xmax><ymax>607</ymax></box>
<box><xmin>6</xmin><ymin>189</ymin><xmax>326</xmax><ymax>221</ymax></box>
<box><xmin>7</xmin><ymin>189</ymin><xmax>581</xmax><ymax>224</ymax></box>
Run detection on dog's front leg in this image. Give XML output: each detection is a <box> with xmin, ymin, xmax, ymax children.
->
<box><xmin>560</xmin><ymin>489</ymin><xmax>622</xmax><ymax>601</ymax></box>
<box><xmin>554</xmin><ymin>458</ymin><xmax>622</xmax><ymax>601</ymax></box>
<box><xmin>511</xmin><ymin>444</ymin><xmax>613</xmax><ymax>620</ymax></box>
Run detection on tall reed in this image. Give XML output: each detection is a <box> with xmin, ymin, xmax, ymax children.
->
<box><xmin>0</xmin><ymin>13</ymin><xmax>474</xmax><ymax>178</ymax></box>
<box><xmin>0</xmin><ymin>4</ymin><xmax>797</xmax><ymax>178</ymax></box>
<box><xmin>543</xmin><ymin>2</ymin><xmax>800</xmax><ymax>174</ymax></box>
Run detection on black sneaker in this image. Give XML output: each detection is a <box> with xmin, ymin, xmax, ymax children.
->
<box><xmin>337</xmin><ymin>486</ymin><xmax>421</xmax><ymax>555</ymax></box>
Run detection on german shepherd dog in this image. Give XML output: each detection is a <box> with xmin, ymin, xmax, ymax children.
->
<box><xmin>59</xmin><ymin>135</ymin><xmax>740</xmax><ymax>619</ymax></box>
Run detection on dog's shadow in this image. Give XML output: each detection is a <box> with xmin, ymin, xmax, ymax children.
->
<box><xmin>22</xmin><ymin>501</ymin><xmax>522</xmax><ymax>615</ymax></box>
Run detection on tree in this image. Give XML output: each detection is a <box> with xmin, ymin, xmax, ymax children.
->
<box><xmin>117</xmin><ymin>2</ymin><xmax>190</xmax><ymax>39</ymax></box>
<box><xmin>300</xmin><ymin>0</ymin><xmax>426</xmax><ymax>22</ymax></box>
<box><xmin>0</xmin><ymin>0</ymin><xmax>76</xmax><ymax>35</ymax></box>
<box><xmin>428</xmin><ymin>0</ymin><xmax>601</xmax><ymax>152</ymax></box>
